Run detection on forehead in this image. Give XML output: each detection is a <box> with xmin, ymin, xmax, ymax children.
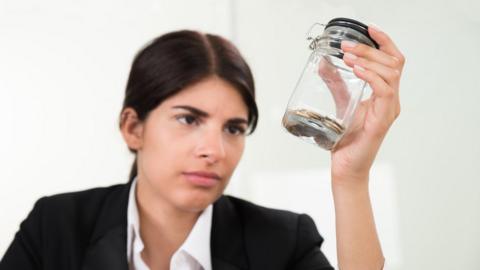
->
<box><xmin>161</xmin><ymin>76</ymin><xmax>249</xmax><ymax>117</ymax></box>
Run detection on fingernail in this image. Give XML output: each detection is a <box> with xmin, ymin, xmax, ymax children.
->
<box><xmin>341</xmin><ymin>40</ymin><xmax>357</xmax><ymax>49</ymax></box>
<box><xmin>354</xmin><ymin>64</ymin><xmax>365</xmax><ymax>72</ymax></box>
<box><xmin>368</xmin><ymin>23</ymin><xmax>382</xmax><ymax>33</ymax></box>
<box><xmin>343</xmin><ymin>52</ymin><xmax>357</xmax><ymax>61</ymax></box>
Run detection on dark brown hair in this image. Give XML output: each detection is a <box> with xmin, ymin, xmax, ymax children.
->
<box><xmin>119</xmin><ymin>30</ymin><xmax>258</xmax><ymax>182</ymax></box>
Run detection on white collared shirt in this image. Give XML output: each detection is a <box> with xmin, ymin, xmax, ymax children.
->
<box><xmin>126</xmin><ymin>178</ymin><xmax>390</xmax><ymax>270</ymax></box>
<box><xmin>126</xmin><ymin>177</ymin><xmax>213</xmax><ymax>270</ymax></box>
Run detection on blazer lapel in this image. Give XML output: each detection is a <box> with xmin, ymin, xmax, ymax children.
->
<box><xmin>211</xmin><ymin>257</ymin><xmax>246</xmax><ymax>270</ymax></box>
<box><xmin>81</xmin><ymin>183</ymin><xmax>132</xmax><ymax>270</ymax></box>
<box><xmin>81</xmin><ymin>186</ymin><xmax>249</xmax><ymax>270</ymax></box>
<box><xmin>211</xmin><ymin>196</ymin><xmax>249</xmax><ymax>270</ymax></box>
<box><xmin>82</xmin><ymin>225</ymin><xmax>128</xmax><ymax>270</ymax></box>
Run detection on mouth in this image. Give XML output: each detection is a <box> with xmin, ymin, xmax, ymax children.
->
<box><xmin>182</xmin><ymin>171</ymin><xmax>221</xmax><ymax>188</ymax></box>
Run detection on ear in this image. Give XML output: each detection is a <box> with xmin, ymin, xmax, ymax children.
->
<box><xmin>120</xmin><ymin>108</ymin><xmax>144</xmax><ymax>151</ymax></box>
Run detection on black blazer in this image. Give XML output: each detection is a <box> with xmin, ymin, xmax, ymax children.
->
<box><xmin>0</xmin><ymin>182</ymin><xmax>334</xmax><ymax>270</ymax></box>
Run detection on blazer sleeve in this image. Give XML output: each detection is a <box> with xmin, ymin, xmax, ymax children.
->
<box><xmin>0</xmin><ymin>197</ymin><xmax>46</xmax><ymax>270</ymax></box>
<box><xmin>289</xmin><ymin>214</ymin><xmax>335</xmax><ymax>270</ymax></box>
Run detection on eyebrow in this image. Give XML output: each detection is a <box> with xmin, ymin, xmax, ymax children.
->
<box><xmin>172</xmin><ymin>105</ymin><xmax>248</xmax><ymax>125</ymax></box>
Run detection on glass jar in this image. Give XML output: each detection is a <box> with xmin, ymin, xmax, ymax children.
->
<box><xmin>282</xmin><ymin>17</ymin><xmax>379</xmax><ymax>150</ymax></box>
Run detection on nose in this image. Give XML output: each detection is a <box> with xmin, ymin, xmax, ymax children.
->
<box><xmin>195</xmin><ymin>127</ymin><xmax>226</xmax><ymax>164</ymax></box>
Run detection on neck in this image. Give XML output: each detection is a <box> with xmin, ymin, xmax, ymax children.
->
<box><xmin>135</xmin><ymin>176</ymin><xmax>202</xmax><ymax>268</ymax></box>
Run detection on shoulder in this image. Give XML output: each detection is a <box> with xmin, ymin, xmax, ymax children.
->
<box><xmin>214</xmin><ymin>195</ymin><xmax>330</xmax><ymax>268</ymax></box>
<box><xmin>36</xmin><ymin>183</ymin><xmax>127</xmax><ymax>217</ymax></box>
<box><xmin>38</xmin><ymin>183</ymin><xmax>128</xmax><ymax>208</ymax></box>
<box><xmin>28</xmin><ymin>183</ymin><xmax>130</xmax><ymax>239</ymax></box>
<box><xmin>219</xmin><ymin>195</ymin><xmax>304</xmax><ymax>228</ymax></box>
<box><xmin>1</xmin><ymin>184</ymin><xmax>131</xmax><ymax>268</ymax></box>
<box><xmin>216</xmin><ymin>195</ymin><xmax>323</xmax><ymax>242</ymax></box>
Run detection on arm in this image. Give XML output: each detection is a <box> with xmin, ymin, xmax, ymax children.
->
<box><xmin>331</xmin><ymin>176</ymin><xmax>384</xmax><ymax>270</ymax></box>
<box><xmin>329</xmin><ymin>24</ymin><xmax>405</xmax><ymax>270</ymax></box>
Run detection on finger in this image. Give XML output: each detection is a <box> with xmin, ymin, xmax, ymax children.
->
<box><xmin>353</xmin><ymin>65</ymin><xmax>399</xmax><ymax>132</ymax></box>
<box><xmin>343</xmin><ymin>52</ymin><xmax>401</xmax><ymax>89</ymax></box>
<box><xmin>317</xmin><ymin>57</ymin><xmax>351</xmax><ymax>118</ymax></box>
<box><xmin>349</xmin><ymin>99</ymin><xmax>370</xmax><ymax>134</ymax></box>
<box><xmin>352</xmin><ymin>64</ymin><xmax>396</xmax><ymax>102</ymax></box>
<box><xmin>341</xmin><ymin>40</ymin><xmax>400</xmax><ymax>69</ymax></box>
<box><xmin>367</xmin><ymin>24</ymin><xmax>405</xmax><ymax>67</ymax></box>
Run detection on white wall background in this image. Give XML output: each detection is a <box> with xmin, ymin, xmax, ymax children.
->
<box><xmin>1</xmin><ymin>0</ymin><xmax>479</xmax><ymax>269</ymax></box>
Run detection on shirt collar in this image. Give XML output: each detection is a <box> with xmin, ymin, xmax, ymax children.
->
<box><xmin>179</xmin><ymin>201</ymin><xmax>212</xmax><ymax>270</ymax></box>
<box><xmin>127</xmin><ymin>176</ymin><xmax>213</xmax><ymax>270</ymax></box>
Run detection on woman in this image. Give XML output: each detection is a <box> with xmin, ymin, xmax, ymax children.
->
<box><xmin>0</xmin><ymin>26</ymin><xmax>404</xmax><ymax>270</ymax></box>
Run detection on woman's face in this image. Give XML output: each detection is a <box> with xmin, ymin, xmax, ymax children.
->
<box><xmin>133</xmin><ymin>76</ymin><xmax>249</xmax><ymax>213</ymax></box>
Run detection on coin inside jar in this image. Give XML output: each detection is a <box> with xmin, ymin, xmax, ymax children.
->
<box><xmin>282</xmin><ymin>109</ymin><xmax>345</xmax><ymax>150</ymax></box>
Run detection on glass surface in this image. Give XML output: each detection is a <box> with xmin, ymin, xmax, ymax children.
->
<box><xmin>283</xmin><ymin>49</ymin><xmax>366</xmax><ymax>150</ymax></box>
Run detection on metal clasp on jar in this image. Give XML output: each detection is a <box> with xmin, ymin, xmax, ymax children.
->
<box><xmin>306</xmin><ymin>23</ymin><xmax>326</xmax><ymax>50</ymax></box>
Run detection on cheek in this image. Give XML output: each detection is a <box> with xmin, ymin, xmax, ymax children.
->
<box><xmin>140</xmin><ymin>124</ymin><xmax>187</xmax><ymax>179</ymax></box>
<box><xmin>225</xmin><ymin>139</ymin><xmax>245</xmax><ymax>171</ymax></box>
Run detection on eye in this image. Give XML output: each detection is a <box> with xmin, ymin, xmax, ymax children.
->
<box><xmin>225</xmin><ymin>124</ymin><xmax>246</xmax><ymax>136</ymax></box>
<box><xmin>176</xmin><ymin>114</ymin><xmax>199</xmax><ymax>126</ymax></box>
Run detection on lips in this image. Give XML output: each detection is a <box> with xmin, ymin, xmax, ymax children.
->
<box><xmin>182</xmin><ymin>171</ymin><xmax>221</xmax><ymax>187</ymax></box>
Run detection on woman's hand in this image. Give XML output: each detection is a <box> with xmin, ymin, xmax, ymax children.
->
<box><xmin>330</xmin><ymin>24</ymin><xmax>405</xmax><ymax>185</ymax></box>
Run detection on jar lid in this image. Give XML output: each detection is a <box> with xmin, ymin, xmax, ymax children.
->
<box><xmin>325</xmin><ymin>17</ymin><xmax>379</xmax><ymax>49</ymax></box>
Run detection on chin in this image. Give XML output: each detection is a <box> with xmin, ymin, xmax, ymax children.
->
<box><xmin>174</xmin><ymin>188</ymin><xmax>221</xmax><ymax>212</ymax></box>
